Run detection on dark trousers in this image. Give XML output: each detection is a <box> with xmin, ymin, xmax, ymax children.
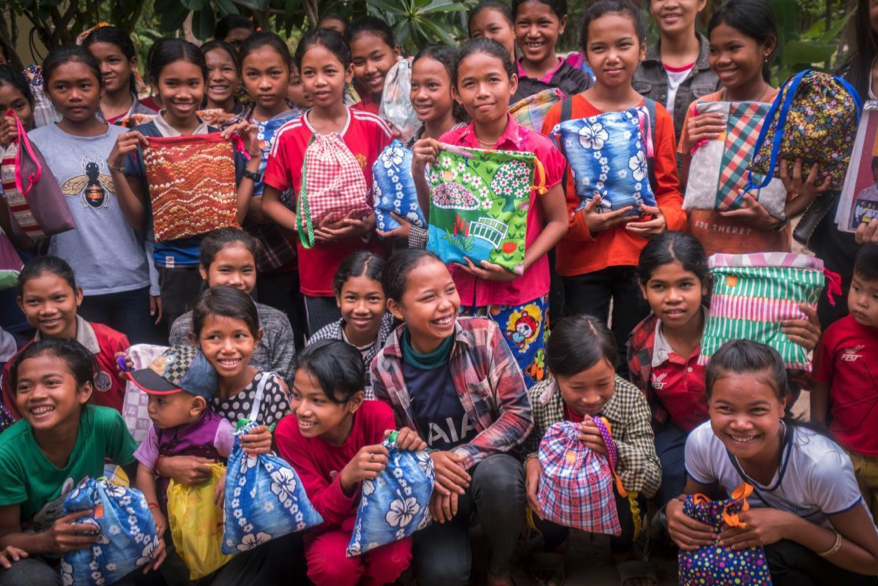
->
<box><xmin>654</xmin><ymin>423</ymin><xmax>688</xmax><ymax>507</ymax></box>
<box><xmin>561</xmin><ymin>266</ymin><xmax>649</xmax><ymax>379</ymax></box>
<box><xmin>79</xmin><ymin>286</ymin><xmax>165</xmax><ymax>345</ymax></box>
<box><xmin>303</xmin><ymin>295</ymin><xmax>341</xmax><ymax>338</ymax></box>
<box><xmin>256</xmin><ymin>270</ymin><xmax>306</xmax><ymax>351</ymax></box>
<box><xmin>766</xmin><ymin>539</ymin><xmax>878</xmax><ymax>586</ymax></box>
<box><xmin>209</xmin><ymin>532</ymin><xmax>304</xmax><ymax>586</ymax></box>
<box><xmin>413</xmin><ymin>454</ymin><xmax>526</xmax><ymax>586</ymax></box>
<box><xmin>157</xmin><ymin>266</ymin><xmax>203</xmax><ymax>331</ymax></box>
<box><xmin>0</xmin><ymin>557</ymin><xmax>171</xmax><ymax>586</ymax></box>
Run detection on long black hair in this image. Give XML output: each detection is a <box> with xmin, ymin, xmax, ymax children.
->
<box><xmin>636</xmin><ymin>231</ymin><xmax>710</xmax><ymax>290</ymax></box>
<box><xmin>453</xmin><ymin>37</ymin><xmax>515</xmax><ymax>88</ymax></box>
<box><xmin>844</xmin><ymin>0</ymin><xmax>878</xmax><ymax>100</ymax></box>
<box><xmin>192</xmin><ymin>285</ymin><xmax>260</xmax><ymax>338</ymax></box>
<box><xmin>383</xmin><ymin>249</ymin><xmax>444</xmax><ymax>303</ymax></box>
<box><xmin>294</xmin><ymin>339</ymin><xmax>365</xmax><ymax>403</ymax></box>
<box><xmin>580</xmin><ymin>0</ymin><xmax>646</xmax><ymax>52</ymax></box>
<box><xmin>19</xmin><ymin>255</ymin><xmax>77</xmax><ymax>292</ymax></box>
<box><xmin>708</xmin><ymin>0</ymin><xmax>778</xmax><ymax>83</ymax></box>
<box><xmin>333</xmin><ymin>251</ymin><xmax>385</xmax><ymax>297</ymax></box>
<box><xmin>547</xmin><ymin>314</ymin><xmax>619</xmax><ymax>377</ymax></box>
<box><xmin>42</xmin><ymin>45</ymin><xmax>101</xmax><ymax>89</ymax></box>
<box><xmin>82</xmin><ymin>25</ymin><xmax>138</xmax><ymax>93</ymax></box>
<box><xmin>9</xmin><ymin>339</ymin><xmax>96</xmax><ymax>394</ymax></box>
<box><xmin>295</xmin><ymin>27</ymin><xmax>352</xmax><ymax>71</ymax></box>
<box><xmin>148</xmin><ymin>38</ymin><xmax>207</xmax><ymax>85</ymax></box>
<box><xmin>413</xmin><ymin>45</ymin><xmax>469</xmax><ymax>123</ymax></box>
<box><xmin>0</xmin><ymin>64</ymin><xmax>34</xmax><ymax>108</ymax></box>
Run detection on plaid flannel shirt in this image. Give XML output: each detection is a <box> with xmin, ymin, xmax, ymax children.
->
<box><xmin>371</xmin><ymin>317</ymin><xmax>534</xmax><ymax>470</ymax></box>
<box><xmin>522</xmin><ymin>375</ymin><xmax>662</xmax><ymax>498</ymax></box>
<box><xmin>627</xmin><ymin>313</ymin><xmax>670</xmax><ymax>427</ymax></box>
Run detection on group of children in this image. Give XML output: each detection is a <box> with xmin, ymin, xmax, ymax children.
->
<box><xmin>0</xmin><ymin>0</ymin><xmax>877</xmax><ymax>585</ymax></box>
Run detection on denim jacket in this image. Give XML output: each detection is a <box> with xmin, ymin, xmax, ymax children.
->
<box><xmin>632</xmin><ymin>32</ymin><xmax>720</xmax><ymax>140</ymax></box>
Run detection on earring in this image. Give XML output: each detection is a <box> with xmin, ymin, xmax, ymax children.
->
<box><xmin>764</xmin><ymin>55</ymin><xmax>770</xmax><ymax>64</ymax></box>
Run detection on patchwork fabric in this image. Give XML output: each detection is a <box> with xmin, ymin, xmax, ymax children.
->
<box><xmin>552</xmin><ymin>106</ymin><xmax>656</xmax><ymax>215</ymax></box>
<box><xmin>426</xmin><ymin>145</ymin><xmax>538</xmax><ymax>274</ymax></box>
<box><xmin>347</xmin><ymin>432</ymin><xmax>435</xmax><ymax>557</ymax></box>
<box><xmin>379</xmin><ymin>58</ymin><xmax>419</xmax><ymax>143</ymax></box>
<box><xmin>509</xmin><ymin>88</ymin><xmax>565</xmax><ymax>133</ymax></box>
<box><xmin>679</xmin><ymin>485</ymin><xmax>773</xmax><ymax>585</ymax></box>
<box><xmin>750</xmin><ymin>70</ymin><xmax>861</xmax><ymax>190</ymax></box>
<box><xmin>61</xmin><ymin>478</ymin><xmax>160</xmax><ymax>586</ymax></box>
<box><xmin>223</xmin><ymin>421</ymin><xmax>323</xmax><ymax>554</ymax></box>
<box><xmin>537</xmin><ymin>418</ymin><xmax>621</xmax><ymax>535</ymax></box>
<box><xmin>700</xmin><ymin>253</ymin><xmax>826</xmax><ymax>371</ymax></box>
<box><xmin>373</xmin><ymin>140</ymin><xmax>425</xmax><ymax>234</ymax></box>
<box><xmin>684</xmin><ymin>101</ymin><xmax>786</xmax><ymax>217</ymax></box>
<box><xmin>143</xmin><ymin>133</ymin><xmax>240</xmax><ymax>242</ymax></box>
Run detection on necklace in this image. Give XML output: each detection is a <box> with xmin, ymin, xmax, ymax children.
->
<box><xmin>476</xmin><ymin>136</ymin><xmax>497</xmax><ymax>148</ymax></box>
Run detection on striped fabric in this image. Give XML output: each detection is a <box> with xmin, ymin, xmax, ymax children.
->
<box><xmin>700</xmin><ymin>253</ymin><xmax>825</xmax><ymax>370</ymax></box>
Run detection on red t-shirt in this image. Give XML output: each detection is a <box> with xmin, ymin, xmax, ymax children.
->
<box><xmin>1</xmin><ymin>319</ymin><xmax>130</xmax><ymax>420</ymax></box>
<box><xmin>275</xmin><ymin>400</ymin><xmax>395</xmax><ymax>530</ymax></box>
<box><xmin>263</xmin><ymin>107</ymin><xmax>392</xmax><ymax>296</ymax></box>
<box><xmin>814</xmin><ymin>315</ymin><xmax>878</xmax><ymax>456</ymax></box>
<box><xmin>649</xmin><ymin>349</ymin><xmax>709</xmax><ymax>433</ymax></box>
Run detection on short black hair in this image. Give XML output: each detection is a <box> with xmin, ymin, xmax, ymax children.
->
<box><xmin>636</xmin><ymin>231</ymin><xmax>710</xmax><ymax>289</ymax></box>
<box><xmin>547</xmin><ymin>314</ymin><xmax>618</xmax><ymax>377</ymax></box>
<box><xmin>333</xmin><ymin>251</ymin><xmax>385</xmax><ymax>296</ymax></box>
<box><xmin>854</xmin><ymin>244</ymin><xmax>878</xmax><ymax>283</ymax></box>
<box><xmin>708</xmin><ymin>0</ymin><xmax>778</xmax><ymax>82</ymax></box>
<box><xmin>19</xmin><ymin>255</ymin><xmax>76</xmax><ymax>293</ymax></box>
<box><xmin>215</xmin><ymin>14</ymin><xmax>254</xmax><ymax>42</ymax></box>
<box><xmin>453</xmin><ymin>37</ymin><xmax>515</xmax><ymax>88</ymax></box>
<box><xmin>382</xmin><ymin>249</ymin><xmax>443</xmax><ymax>303</ymax></box>
<box><xmin>0</xmin><ymin>64</ymin><xmax>34</xmax><ymax>108</ymax></box>
<box><xmin>469</xmin><ymin>0</ymin><xmax>514</xmax><ymax>32</ymax></box>
<box><xmin>10</xmin><ymin>339</ymin><xmax>96</xmax><ymax>394</ymax></box>
<box><xmin>294</xmin><ymin>339</ymin><xmax>365</xmax><ymax>403</ymax></box>
<box><xmin>200</xmin><ymin>227</ymin><xmax>260</xmax><ymax>275</ymax></box>
<box><xmin>240</xmin><ymin>31</ymin><xmax>292</xmax><ymax>70</ymax></box>
<box><xmin>580</xmin><ymin>0</ymin><xmax>646</xmax><ymax>53</ymax></box>
<box><xmin>512</xmin><ymin>0</ymin><xmax>567</xmax><ymax>21</ymax></box>
<box><xmin>201</xmin><ymin>40</ymin><xmax>241</xmax><ymax>73</ymax></box>
<box><xmin>705</xmin><ymin>339</ymin><xmax>788</xmax><ymax>404</ymax></box>
<box><xmin>295</xmin><ymin>27</ymin><xmax>351</xmax><ymax>71</ymax></box>
<box><xmin>192</xmin><ymin>285</ymin><xmax>260</xmax><ymax>338</ymax></box>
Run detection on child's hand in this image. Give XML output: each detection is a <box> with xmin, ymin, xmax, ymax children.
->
<box><xmin>782</xmin><ymin>304</ymin><xmax>821</xmax><ymax>352</ymax></box>
<box><xmin>430</xmin><ymin>451</ymin><xmax>471</xmax><ymax>496</ymax></box>
<box><xmin>0</xmin><ymin>115</ymin><xmax>19</xmax><ymax>148</ymax></box>
<box><xmin>339</xmin><ymin>444</ymin><xmax>389</xmax><ymax>494</ymax></box>
<box><xmin>412</xmin><ymin>138</ymin><xmax>441</xmax><ymax>175</ymax></box>
<box><xmin>718</xmin><ymin>508</ymin><xmax>792</xmax><ymax>550</ymax></box>
<box><xmin>666</xmin><ymin>498</ymin><xmax>716</xmax><ymax>551</ymax></box>
<box><xmin>222</xmin><ymin>122</ymin><xmax>261</xmax><ymax>158</ymax></box>
<box><xmin>429</xmin><ymin>490</ymin><xmax>459</xmax><ymax>524</ymax></box>
<box><xmin>214</xmin><ymin>471</ymin><xmax>227</xmax><ymax>506</ymax></box>
<box><xmin>156</xmin><ymin>455</ymin><xmax>214</xmax><ymax>486</ymax></box>
<box><xmin>375</xmin><ymin>212</ymin><xmax>413</xmax><ymax>240</ymax></box>
<box><xmin>0</xmin><ymin>546</ymin><xmax>27</xmax><ymax>569</ymax></box>
<box><xmin>456</xmin><ymin>258</ymin><xmax>518</xmax><ymax>282</ymax></box>
<box><xmin>717</xmin><ymin>193</ymin><xmax>779</xmax><ymax>231</ymax></box>
<box><xmin>114</xmin><ymin>351</ymin><xmax>134</xmax><ymax>374</ymax></box>
<box><xmin>43</xmin><ymin>510</ymin><xmax>100</xmax><ymax>554</ymax></box>
<box><xmin>314</xmin><ymin>210</ymin><xmax>375</xmax><ymax>243</ymax></box>
<box><xmin>625</xmin><ymin>204</ymin><xmax>667</xmax><ymax>239</ymax></box>
<box><xmin>581</xmin><ymin>196</ymin><xmax>637</xmax><ymax>234</ymax></box>
<box><xmin>108</xmin><ymin>130</ymin><xmax>147</xmax><ymax>169</ymax></box>
<box><xmin>388</xmin><ymin>427</ymin><xmax>427</xmax><ymax>451</ymax></box>
<box><xmin>524</xmin><ymin>458</ymin><xmax>542</xmax><ymax>518</ymax></box>
<box><xmin>150</xmin><ymin>508</ymin><xmax>167</xmax><ymax>537</ymax></box>
<box><xmin>779</xmin><ymin>159</ymin><xmax>831</xmax><ymax>203</ymax></box>
<box><xmin>686</xmin><ymin>111</ymin><xmax>725</xmax><ymax>146</ymax></box>
<box><xmin>577</xmin><ymin>416</ymin><xmax>607</xmax><ymax>456</ymax></box>
<box><xmin>241</xmin><ymin>425</ymin><xmax>272</xmax><ymax>455</ymax></box>
<box><xmin>856</xmin><ymin>219</ymin><xmax>878</xmax><ymax>245</ymax></box>
<box><xmin>142</xmin><ymin>536</ymin><xmax>167</xmax><ymax>573</ymax></box>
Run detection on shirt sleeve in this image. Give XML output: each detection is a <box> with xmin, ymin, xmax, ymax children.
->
<box><xmin>652</xmin><ymin>104</ymin><xmax>687</xmax><ymax>232</ymax></box>
<box><xmin>534</xmin><ymin>138</ymin><xmax>565</xmax><ymax>193</ymax></box>
<box><xmin>102</xmin><ymin>408</ymin><xmax>138</xmax><ymax>467</ymax></box>
<box><xmin>0</xmin><ymin>444</ymin><xmax>27</xmax><ymax>507</ymax></box>
<box><xmin>684</xmin><ymin>424</ymin><xmax>718</xmax><ymax>486</ymax></box>
<box><xmin>267</xmin><ymin>314</ymin><xmax>296</xmax><ymax>387</ymax></box>
<box><xmin>614</xmin><ymin>385</ymin><xmax>662</xmax><ymax>498</ymax></box>
<box><xmin>808</xmin><ymin>444</ymin><xmax>865</xmax><ymax>516</ymax></box>
<box><xmin>214</xmin><ymin>418</ymin><xmax>235</xmax><ymax>458</ymax></box>
<box><xmin>263</xmin><ymin>136</ymin><xmax>292</xmax><ymax>193</ymax></box>
<box><xmin>134</xmin><ymin>426</ymin><xmax>160</xmax><ymax>469</ymax></box>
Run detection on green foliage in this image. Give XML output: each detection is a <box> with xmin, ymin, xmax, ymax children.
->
<box><xmin>365</xmin><ymin>0</ymin><xmax>476</xmax><ymax>53</ymax></box>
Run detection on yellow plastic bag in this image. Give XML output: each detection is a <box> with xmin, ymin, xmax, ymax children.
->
<box><xmin>167</xmin><ymin>463</ymin><xmax>234</xmax><ymax>579</ymax></box>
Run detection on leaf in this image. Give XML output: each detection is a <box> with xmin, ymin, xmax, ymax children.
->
<box><xmin>818</xmin><ymin>9</ymin><xmax>854</xmax><ymax>44</ymax></box>
<box><xmin>419</xmin><ymin>18</ymin><xmax>459</xmax><ymax>47</ymax></box>
<box><xmin>158</xmin><ymin>1</ymin><xmax>189</xmax><ymax>32</ymax></box>
<box><xmin>783</xmin><ymin>40</ymin><xmax>837</xmax><ymax>66</ymax></box>
<box><xmin>420</xmin><ymin>2</ymin><xmax>468</xmax><ymax>14</ymax></box>
<box><xmin>213</xmin><ymin>0</ymin><xmax>239</xmax><ymax>16</ymax></box>
<box><xmin>192</xmin><ymin>5</ymin><xmax>217</xmax><ymax>40</ymax></box>
<box><xmin>180</xmin><ymin>0</ymin><xmax>207</xmax><ymax>9</ymax></box>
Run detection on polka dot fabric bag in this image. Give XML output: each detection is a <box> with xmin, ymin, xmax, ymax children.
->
<box><xmin>678</xmin><ymin>484</ymin><xmax>773</xmax><ymax>585</ymax></box>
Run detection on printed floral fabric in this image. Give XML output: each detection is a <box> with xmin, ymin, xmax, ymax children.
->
<box><xmin>426</xmin><ymin>146</ymin><xmax>535</xmax><ymax>274</ymax></box>
<box><xmin>509</xmin><ymin>88</ymin><xmax>565</xmax><ymax>133</ymax></box>
<box><xmin>60</xmin><ymin>478</ymin><xmax>160</xmax><ymax>586</ymax></box>
<box><xmin>346</xmin><ymin>434</ymin><xmax>434</xmax><ymax>557</ymax></box>
<box><xmin>373</xmin><ymin>140</ymin><xmax>425</xmax><ymax>234</ymax></box>
<box><xmin>552</xmin><ymin>106</ymin><xmax>657</xmax><ymax>216</ymax></box>
<box><xmin>222</xmin><ymin>421</ymin><xmax>323</xmax><ymax>554</ymax></box>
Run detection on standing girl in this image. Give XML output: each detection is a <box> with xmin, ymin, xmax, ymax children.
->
<box><xmin>83</xmin><ymin>26</ymin><xmax>157</xmax><ymax>125</ymax></box>
<box><xmin>667</xmin><ymin>340</ymin><xmax>878</xmax><ymax>586</ymax></box>
<box><xmin>468</xmin><ymin>1</ymin><xmax>517</xmax><ymax>62</ymax></box>
<box><xmin>262</xmin><ymin>28</ymin><xmax>391</xmax><ymax>335</ymax></box>
<box><xmin>109</xmin><ymin>38</ymin><xmax>261</xmax><ymax>328</ymax></box>
<box><xmin>201</xmin><ymin>40</ymin><xmax>243</xmax><ymax>123</ymax></box>
<box><xmin>511</xmin><ymin>0</ymin><xmax>591</xmax><ymax>103</ymax></box>
<box><xmin>346</xmin><ymin>17</ymin><xmax>400</xmax><ymax>115</ymax></box>
<box><xmin>29</xmin><ymin>45</ymin><xmax>155</xmax><ymax>343</ymax></box>
<box><xmin>541</xmin><ymin>0</ymin><xmax>687</xmax><ymax>375</ymax></box>
<box><xmin>0</xmin><ymin>64</ymin><xmax>36</xmax><ymax>248</ymax></box>
<box><xmin>372</xmin><ymin>249</ymin><xmax>533</xmax><ymax>586</ymax></box>
<box><xmin>412</xmin><ymin>38</ymin><xmax>569</xmax><ymax>388</ymax></box>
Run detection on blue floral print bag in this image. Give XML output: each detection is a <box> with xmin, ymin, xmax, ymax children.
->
<box><xmin>373</xmin><ymin>140</ymin><xmax>425</xmax><ymax>234</ymax></box>
<box><xmin>60</xmin><ymin>478</ymin><xmax>160</xmax><ymax>586</ymax></box>
<box><xmin>552</xmin><ymin>99</ymin><xmax>657</xmax><ymax>216</ymax></box>
<box><xmin>222</xmin><ymin>420</ymin><xmax>323</xmax><ymax>554</ymax></box>
<box><xmin>347</xmin><ymin>431</ymin><xmax>435</xmax><ymax>557</ymax></box>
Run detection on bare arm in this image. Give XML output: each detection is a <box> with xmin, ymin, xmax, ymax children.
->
<box><xmin>262</xmin><ymin>185</ymin><xmax>297</xmax><ymax>232</ymax></box>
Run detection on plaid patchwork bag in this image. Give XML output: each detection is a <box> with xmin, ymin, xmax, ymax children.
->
<box><xmin>373</xmin><ymin>140</ymin><xmax>425</xmax><ymax>234</ymax></box>
<box><xmin>683</xmin><ymin>101</ymin><xmax>786</xmax><ymax>218</ymax></box>
<box><xmin>678</xmin><ymin>484</ymin><xmax>773</xmax><ymax>586</ymax></box>
<box><xmin>700</xmin><ymin>253</ymin><xmax>828</xmax><ymax>371</ymax></box>
<box><xmin>297</xmin><ymin>133</ymin><xmax>371</xmax><ymax>249</ymax></box>
<box><xmin>537</xmin><ymin>418</ymin><xmax>624</xmax><ymax>535</ymax></box>
<box><xmin>509</xmin><ymin>88</ymin><xmax>565</xmax><ymax>132</ymax></box>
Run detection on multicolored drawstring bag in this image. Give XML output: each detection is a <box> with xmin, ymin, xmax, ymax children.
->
<box><xmin>426</xmin><ymin>144</ymin><xmax>544</xmax><ymax>274</ymax></box>
<box><xmin>678</xmin><ymin>484</ymin><xmax>773</xmax><ymax>586</ymax></box>
<box><xmin>347</xmin><ymin>431</ymin><xmax>435</xmax><ymax>557</ymax></box>
<box><xmin>60</xmin><ymin>478</ymin><xmax>160</xmax><ymax>586</ymax></box>
<box><xmin>372</xmin><ymin>140</ymin><xmax>424</xmax><ymax>234</ymax></box>
<box><xmin>509</xmin><ymin>88</ymin><xmax>565</xmax><ymax>133</ymax></box>
<box><xmin>379</xmin><ymin>58</ymin><xmax>419</xmax><ymax>143</ymax></box>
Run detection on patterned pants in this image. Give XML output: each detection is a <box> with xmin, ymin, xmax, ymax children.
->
<box><xmin>460</xmin><ymin>294</ymin><xmax>549</xmax><ymax>388</ymax></box>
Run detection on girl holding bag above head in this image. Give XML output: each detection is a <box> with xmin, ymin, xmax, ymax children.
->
<box><xmin>667</xmin><ymin>340</ymin><xmax>878</xmax><ymax>586</ymax></box>
<box><xmin>108</xmin><ymin>38</ymin><xmax>262</xmax><ymax>329</ymax></box>
<box><xmin>346</xmin><ymin>17</ymin><xmax>400</xmax><ymax>116</ymax></box>
<box><xmin>261</xmin><ymin>28</ymin><xmax>391</xmax><ymax>336</ymax></box>
<box><xmin>411</xmin><ymin>38</ymin><xmax>568</xmax><ymax>388</ymax></box>
<box><xmin>541</xmin><ymin>0</ymin><xmax>687</xmax><ymax>377</ymax></box>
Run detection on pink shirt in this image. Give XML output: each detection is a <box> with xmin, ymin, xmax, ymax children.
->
<box><xmin>439</xmin><ymin>115</ymin><xmax>565</xmax><ymax>307</ymax></box>
<box><xmin>517</xmin><ymin>57</ymin><xmax>564</xmax><ymax>85</ymax></box>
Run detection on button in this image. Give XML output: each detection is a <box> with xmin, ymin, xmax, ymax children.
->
<box><xmin>687</xmin><ymin>367</ymin><xmax>693</xmax><ymax>373</ymax></box>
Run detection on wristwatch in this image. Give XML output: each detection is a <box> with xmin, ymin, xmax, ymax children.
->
<box><xmin>242</xmin><ymin>169</ymin><xmax>262</xmax><ymax>182</ymax></box>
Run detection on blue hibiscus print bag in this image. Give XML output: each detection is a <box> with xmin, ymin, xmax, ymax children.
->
<box><xmin>346</xmin><ymin>432</ymin><xmax>435</xmax><ymax>557</ymax></box>
<box><xmin>372</xmin><ymin>140</ymin><xmax>425</xmax><ymax>234</ymax></box>
<box><xmin>222</xmin><ymin>421</ymin><xmax>323</xmax><ymax>554</ymax></box>
<box><xmin>60</xmin><ymin>478</ymin><xmax>160</xmax><ymax>586</ymax></box>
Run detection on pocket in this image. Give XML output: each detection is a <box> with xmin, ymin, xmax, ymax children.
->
<box><xmin>632</xmin><ymin>81</ymin><xmax>652</xmax><ymax>96</ymax></box>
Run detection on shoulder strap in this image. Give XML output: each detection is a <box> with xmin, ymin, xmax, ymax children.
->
<box><xmin>247</xmin><ymin>371</ymin><xmax>276</xmax><ymax>422</ymax></box>
<box><xmin>559</xmin><ymin>97</ymin><xmax>574</xmax><ymax>196</ymax></box>
<box><xmin>594</xmin><ymin>417</ymin><xmax>628</xmax><ymax>497</ymax></box>
<box><xmin>643</xmin><ymin>98</ymin><xmax>658</xmax><ymax>195</ymax></box>
<box><xmin>297</xmin><ymin>135</ymin><xmax>316</xmax><ymax>249</ymax></box>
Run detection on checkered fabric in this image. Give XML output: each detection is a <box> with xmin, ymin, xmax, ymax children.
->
<box><xmin>160</xmin><ymin>345</ymin><xmax>198</xmax><ymax>385</ymax></box>
<box><xmin>537</xmin><ymin>420</ymin><xmax>621</xmax><ymax>535</ymax></box>
<box><xmin>717</xmin><ymin>102</ymin><xmax>772</xmax><ymax>210</ymax></box>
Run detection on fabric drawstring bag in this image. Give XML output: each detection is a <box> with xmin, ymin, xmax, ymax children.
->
<box><xmin>426</xmin><ymin>144</ymin><xmax>544</xmax><ymax>274</ymax></box>
<box><xmin>552</xmin><ymin>100</ymin><xmax>657</xmax><ymax>216</ymax></box>
<box><xmin>700</xmin><ymin>253</ymin><xmax>831</xmax><ymax>371</ymax></box>
<box><xmin>509</xmin><ymin>88</ymin><xmax>565</xmax><ymax>133</ymax></box>
<box><xmin>143</xmin><ymin>133</ymin><xmax>241</xmax><ymax>242</ymax></box>
<box><xmin>296</xmin><ymin>133</ymin><xmax>371</xmax><ymax>249</ymax></box>
<box><xmin>537</xmin><ymin>417</ymin><xmax>626</xmax><ymax>535</ymax></box>
<box><xmin>168</xmin><ymin>463</ymin><xmax>235</xmax><ymax>579</ymax></box>
<box><xmin>836</xmin><ymin>97</ymin><xmax>878</xmax><ymax>233</ymax></box>
<box><xmin>0</xmin><ymin>110</ymin><xmax>75</xmax><ymax>239</ymax></box>
<box><xmin>222</xmin><ymin>417</ymin><xmax>323</xmax><ymax>554</ymax></box>
<box><xmin>347</xmin><ymin>431</ymin><xmax>435</xmax><ymax>557</ymax></box>
<box><xmin>373</xmin><ymin>140</ymin><xmax>425</xmax><ymax>235</ymax></box>
<box><xmin>60</xmin><ymin>478</ymin><xmax>160</xmax><ymax>586</ymax></box>
<box><xmin>678</xmin><ymin>484</ymin><xmax>773</xmax><ymax>586</ymax></box>
<box><xmin>379</xmin><ymin>58</ymin><xmax>419</xmax><ymax>143</ymax></box>
<box><xmin>683</xmin><ymin>101</ymin><xmax>786</xmax><ymax>218</ymax></box>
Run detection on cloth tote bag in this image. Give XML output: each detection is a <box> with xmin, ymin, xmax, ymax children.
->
<box><xmin>684</xmin><ymin>101</ymin><xmax>786</xmax><ymax>218</ymax></box>
<box><xmin>143</xmin><ymin>133</ymin><xmax>240</xmax><ymax>242</ymax></box>
<box><xmin>700</xmin><ymin>252</ymin><xmax>828</xmax><ymax>371</ymax></box>
<box><xmin>509</xmin><ymin>88</ymin><xmax>565</xmax><ymax>133</ymax></box>
<box><xmin>836</xmin><ymin>98</ymin><xmax>878</xmax><ymax>233</ymax></box>
<box><xmin>426</xmin><ymin>144</ymin><xmax>543</xmax><ymax>274</ymax></box>
<box><xmin>373</xmin><ymin>140</ymin><xmax>425</xmax><ymax>234</ymax></box>
<box><xmin>347</xmin><ymin>431</ymin><xmax>435</xmax><ymax>557</ymax></box>
<box><xmin>0</xmin><ymin>110</ymin><xmax>75</xmax><ymax>239</ymax></box>
<box><xmin>379</xmin><ymin>57</ymin><xmax>419</xmax><ymax>143</ymax></box>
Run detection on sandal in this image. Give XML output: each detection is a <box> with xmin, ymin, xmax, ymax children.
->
<box><xmin>616</xmin><ymin>560</ymin><xmax>657</xmax><ymax>586</ymax></box>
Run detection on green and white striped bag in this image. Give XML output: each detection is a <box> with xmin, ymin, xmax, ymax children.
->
<box><xmin>700</xmin><ymin>253</ymin><xmax>825</xmax><ymax>371</ymax></box>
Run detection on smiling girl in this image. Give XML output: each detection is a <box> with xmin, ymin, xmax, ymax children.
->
<box><xmin>346</xmin><ymin>17</ymin><xmax>400</xmax><ymax>115</ymax></box>
<box><xmin>468</xmin><ymin>1</ymin><xmax>517</xmax><ymax>62</ymax></box>
<box><xmin>201</xmin><ymin>40</ymin><xmax>242</xmax><ymax>120</ymax></box>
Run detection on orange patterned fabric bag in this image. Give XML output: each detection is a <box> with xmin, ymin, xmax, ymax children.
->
<box><xmin>143</xmin><ymin>133</ymin><xmax>240</xmax><ymax>242</ymax></box>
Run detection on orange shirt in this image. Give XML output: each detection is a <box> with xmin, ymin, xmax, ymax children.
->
<box><xmin>541</xmin><ymin>94</ymin><xmax>686</xmax><ymax>277</ymax></box>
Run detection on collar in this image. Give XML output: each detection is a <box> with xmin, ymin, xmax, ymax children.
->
<box><xmin>644</xmin><ymin>32</ymin><xmax>712</xmax><ymax>71</ymax></box>
<box><xmin>384</xmin><ymin>320</ymin><xmax>473</xmax><ymax>359</ymax></box>
<box><xmin>154</xmin><ymin>110</ymin><xmax>210</xmax><ymax>137</ymax></box>
<box><xmin>304</xmin><ymin>106</ymin><xmax>351</xmax><ymax>136</ymax></box>
<box><xmin>456</xmin><ymin>113</ymin><xmax>526</xmax><ymax>150</ymax></box>
<box><xmin>651</xmin><ymin>306</ymin><xmax>707</xmax><ymax>368</ymax></box>
<box><xmin>35</xmin><ymin>316</ymin><xmax>100</xmax><ymax>354</ymax></box>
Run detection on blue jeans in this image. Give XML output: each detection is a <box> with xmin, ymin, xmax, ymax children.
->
<box><xmin>654</xmin><ymin>423</ymin><xmax>688</xmax><ymax>507</ymax></box>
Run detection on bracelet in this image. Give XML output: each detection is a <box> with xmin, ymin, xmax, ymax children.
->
<box><xmin>108</xmin><ymin>163</ymin><xmax>125</xmax><ymax>173</ymax></box>
<box><xmin>817</xmin><ymin>529</ymin><xmax>843</xmax><ymax>558</ymax></box>
<box><xmin>147</xmin><ymin>502</ymin><xmax>160</xmax><ymax>510</ymax></box>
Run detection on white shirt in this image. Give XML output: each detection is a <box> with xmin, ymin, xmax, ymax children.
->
<box><xmin>665</xmin><ymin>63</ymin><xmax>695</xmax><ymax>112</ymax></box>
<box><xmin>685</xmin><ymin>421</ymin><xmax>865</xmax><ymax>527</ymax></box>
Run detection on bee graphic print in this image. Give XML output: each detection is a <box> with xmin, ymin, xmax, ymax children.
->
<box><xmin>60</xmin><ymin>157</ymin><xmax>114</xmax><ymax>208</ymax></box>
